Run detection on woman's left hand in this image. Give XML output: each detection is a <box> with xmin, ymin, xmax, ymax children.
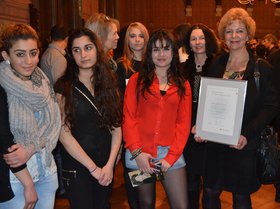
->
<box><xmin>230</xmin><ymin>135</ymin><xmax>247</xmax><ymax>150</ymax></box>
<box><xmin>159</xmin><ymin>159</ymin><xmax>171</xmax><ymax>172</ymax></box>
<box><xmin>98</xmin><ymin>164</ymin><xmax>113</xmax><ymax>186</ymax></box>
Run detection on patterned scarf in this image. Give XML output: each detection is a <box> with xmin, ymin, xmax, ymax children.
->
<box><xmin>0</xmin><ymin>61</ymin><xmax>61</xmax><ymax>166</ymax></box>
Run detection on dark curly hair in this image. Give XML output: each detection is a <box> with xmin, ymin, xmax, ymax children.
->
<box><xmin>0</xmin><ymin>23</ymin><xmax>39</xmax><ymax>53</ymax></box>
<box><xmin>136</xmin><ymin>29</ymin><xmax>186</xmax><ymax>99</ymax></box>
<box><xmin>55</xmin><ymin>28</ymin><xmax>122</xmax><ymax>129</ymax></box>
<box><xmin>185</xmin><ymin>23</ymin><xmax>220</xmax><ymax>57</ymax></box>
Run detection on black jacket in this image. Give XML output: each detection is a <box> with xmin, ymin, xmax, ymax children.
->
<box><xmin>0</xmin><ymin>85</ymin><xmax>26</xmax><ymax>202</ymax></box>
<box><xmin>207</xmin><ymin>51</ymin><xmax>279</xmax><ymax>150</ymax></box>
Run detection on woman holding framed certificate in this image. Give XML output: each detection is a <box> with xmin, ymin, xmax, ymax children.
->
<box><xmin>195</xmin><ymin>8</ymin><xmax>279</xmax><ymax>209</ymax></box>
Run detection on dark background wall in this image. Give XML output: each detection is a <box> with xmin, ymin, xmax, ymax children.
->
<box><xmin>1</xmin><ymin>0</ymin><xmax>280</xmax><ymax>42</ymax></box>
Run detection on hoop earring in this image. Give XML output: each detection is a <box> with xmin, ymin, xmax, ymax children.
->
<box><xmin>5</xmin><ymin>60</ymin><xmax>10</xmax><ymax>65</ymax></box>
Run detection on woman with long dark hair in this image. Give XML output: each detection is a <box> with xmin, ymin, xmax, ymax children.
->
<box><xmin>55</xmin><ymin>28</ymin><xmax>122</xmax><ymax>209</ymax></box>
<box><xmin>123</xmin><ymin>29</ymin><xmax>192</xmax><ymax>209</ymax></box>
<box><xmin>183</xmin><ymin>23</ymin><xmax>220</xmax><ymax>209</ymax></box>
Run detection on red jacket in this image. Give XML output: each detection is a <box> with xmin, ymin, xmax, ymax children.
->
<box><xmin>123</xmin><ymin>73</ymin><xmax>192</xmax><ymax>165</ymax></box>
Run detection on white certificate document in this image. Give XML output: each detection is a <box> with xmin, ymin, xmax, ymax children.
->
<box><xmin>202</xmin><ymin>85</ymin><xmax>238</xmax><ymax>136</ymax></box>
<box><xmin>196</xmin><ymin>77</ymin><xmax>247</xmax><ymax>145</ymax></box>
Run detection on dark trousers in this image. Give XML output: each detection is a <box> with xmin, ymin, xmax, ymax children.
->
<box><xmin>63</xmin><ymin>168</ymin><xmax>111</xmax><ymax>209</ymax></box>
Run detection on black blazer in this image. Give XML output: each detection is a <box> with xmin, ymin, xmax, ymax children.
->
<box><xmin>207</xmin><ymin>51</ymin><xmax>279</xmax><ymax>150</ymax></box>
<box><xmin>0</xmin><ymin>85</ymin><xmax>26</xmax><ymax>202</ymax></box>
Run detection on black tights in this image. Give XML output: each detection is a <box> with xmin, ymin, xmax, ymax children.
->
<box><xmin>187</xmin><ymin>173</ymin><xmax>201</xmax><ymax>209</ymax></box>
<box><xmin>202</xmin><ymin>187</ymin><xmax>252</xmax><ymax>209</ymax></box>
<box><xmin>133</xmin><ymin>167</ymin><xmax>189</xmax><ymax>209</ymax></box>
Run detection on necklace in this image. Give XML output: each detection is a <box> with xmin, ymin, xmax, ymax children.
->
<box><xmin>196</xmin><ymin>63</ymin><xmax>203</xmax><ymax>72</ymax></box>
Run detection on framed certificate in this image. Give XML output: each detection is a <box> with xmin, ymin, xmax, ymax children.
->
<box><xmin>195</xmin><ymin>77</ymin><xmax>247</xmax><ymax>145</ymax></box>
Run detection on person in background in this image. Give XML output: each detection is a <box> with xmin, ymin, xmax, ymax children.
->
<box><xmin>55</xmin><ymin>28</ymin><xmax>122</xmax><ymax>209</ymax></box>
<box><xmin>123</xmin><ymin>29</ymin><xmax>192</xmax><ymax>209</ymax></box>
<box><xmin>116</xmin><ymin>21</ymin><xmax>149</xmax><ymax>209</ymax></box>
<box><xmin>0</xmin><ymin>23</ymin><xmax>61</xmax><ymax>209</ymax></box>
<box><xmin>117</xmin><ymin>22</ymin><xmax>149</xmax><ymax>96</ymax></box>
<box><xmin>183</xmin><ymin>23</ymin><xmax>220</xmax><ymax>209</ymax></box>
<box><xmin>194</xmin><ymin>8</ymin><xmax>278</xmax><ymax>209</ymax></box>
<box><xmin>262</xmin><ymin>33</ymin><xmax>278</xmax><ymax>58</ymax></box>
<box><xmin>113</xmin><ymin>25</ymin><xmax>128</xmax><ymax>61</ymax></box>
<box><xmin>85</xmin><ymin>13</ymin><xmax>120</xmax><ymax>72</ymax></box>
<box><xmin>255</xmin><ymin>44</ymin><xmax>266</xmax><ymax>60</ymax></box>
<box><xmin>40</xmin><ymin>24</ymin><xmax>68</xmax><ymax>86</ymax></box>
<box><xmin>247</xmin><ymin>37</ymin><xmax>258</xmax><ymax>56</ymax></box>
<box><xmin>40</xmin><ymin>24</ymin><xmax>69</xmax><ymax>197</ymax></box>
<box><xmin>173</xmin><ymin>22</ymin><xmax>191</xmax><ymax>63</ymax></box>
<box><xmin>268</xmin><ymin>48</ymin><xmax>280</xmax><ymax>203</ymax></box>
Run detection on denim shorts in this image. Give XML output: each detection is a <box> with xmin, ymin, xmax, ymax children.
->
<box><xmin>125</xmin><ymin>146</ymin><xmax>186</xmax><ymax>171</ymax></box>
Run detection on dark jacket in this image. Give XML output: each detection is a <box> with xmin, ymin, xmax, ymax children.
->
<box><xmin>207</xmin><ymin>51</ymin><xmax>279</xmax><ymax>150</ymax></box>
<box><xmin>0</xmin><ymin>85</ymin><xmax>26</xmax><ymax>202</ymax></box>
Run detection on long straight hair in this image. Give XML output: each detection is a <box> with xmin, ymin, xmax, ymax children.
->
<box><xmin>119</xmin><ymin>22</ymin><xmax>149</xmax><ymax>74</ymax></box>
<box><xmin>55</xmin><ymin>28</ymin><xmax>122</xmax><ymax>129</ymax></box>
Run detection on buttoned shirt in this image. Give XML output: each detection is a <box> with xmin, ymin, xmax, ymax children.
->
<box><xmin>123</xmin><ymin>73</ymin><xmax>192</xmax><ymax>165</ymax></box>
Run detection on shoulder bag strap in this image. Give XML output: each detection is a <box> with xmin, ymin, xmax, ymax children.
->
<box><xmin>254</xmin><ymin>58</ymin><xmax>261</xmax><ymax>94</ymax></box>
<box><xmin>74</xmin><ymin>86</ymin><xmax>112</xmax><ymax>134</ymax></box>
<box><xmin>74</xmin><ymin>86</ymin><xmax>102</xmax><ymax>116</ymax></box>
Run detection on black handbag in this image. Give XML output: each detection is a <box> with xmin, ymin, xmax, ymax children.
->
<box><xmin>254</xmin><ymin>58</ymin><xmax>280</xmax><ymax>184</ymax></box>
<box><xmin>256</xmin><ymin>127</ymin><xmax>280</xmax><ymax>184</ymax></box>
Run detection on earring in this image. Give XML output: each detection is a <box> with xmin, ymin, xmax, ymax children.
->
<box><xmin>5</xmin><ymin>60</ymin><xmax>10</xmax><ymax>65</ymax></box>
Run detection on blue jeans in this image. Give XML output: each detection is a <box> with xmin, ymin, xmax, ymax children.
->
<box><xmin>125</xmin><ymin>146</ymin><xmax>186</xmax><ymax>171</ymax></box>
<box><xmin>0</xmin><ymin>172</ymin><xmax>58</xmax><ymax>209</ymax></box>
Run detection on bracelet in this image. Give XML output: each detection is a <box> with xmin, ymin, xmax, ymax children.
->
<box><xmin>89</xmin><ymin>166</ymin><xmax>98</xmax><ymax>174</ymax></box>
<box><xmin>130</xmin><ymin>147</ymin><xmax>142</xmax><ymax>160</ymax></box>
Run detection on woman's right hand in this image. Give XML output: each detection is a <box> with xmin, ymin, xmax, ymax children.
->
<box><xmin>135</xmin><ymin>152</ymin><xmax>153</xmax><ymax>174</ymax></box>
<box><xmin>192</xmin><ymin>125</ymin><xmax>207</xmax><ymax>143</ymax></box>
<box><xmin>23</xmin><ymin>183</ymin><xmax>38</xmax><ymax>209</ymax></box>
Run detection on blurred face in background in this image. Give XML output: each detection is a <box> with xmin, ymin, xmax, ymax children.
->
<box><xmin>103</xmin><ymin>23</ymin><xmax>119</xmax><ymax>53</ymax></box>
<box><xmin>189</xmin><ymin>29</ymin><xmax>206</xmax><ymax>55</ymax></box>
<box><xmin>128</xmin><ymin>27</ymin><xmax>145</xmax><ymax>53</ymax></box>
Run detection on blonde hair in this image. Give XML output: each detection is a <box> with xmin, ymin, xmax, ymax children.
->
<box><xmin>120</xmin><ymin>22</ymin><xmax>149</xmax><ymax>74</ymax></box>
<box><xmin>85</xmin><ymin>13</ymin><xmax>119</xmax><ymax>45</ymax></box>
<box><xmin>218</xmin><ymin>7</ymin><xmax>256</xmax><ymax>40</ymax></box>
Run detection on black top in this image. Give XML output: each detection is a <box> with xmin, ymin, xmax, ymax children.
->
<box><xmin>183</xmin><ymin>54</ymin><xmax>214</xmax><ymax>175</ymax></box>
<box><xmin>116</xmin><ymin>59</ymin><xmax>144</xmax><ymax>96</ymax></box>
<box><xmin>0</xmin><ymin>85</ymin><xmax>26</xmax><ymax>202</ymax></box>
<box><xmin>57</xmin><ymin>80</ymin><xmax>112</xmax><ymax>173</ymax></box>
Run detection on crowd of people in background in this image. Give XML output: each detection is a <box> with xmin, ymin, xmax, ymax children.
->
<box><xmin>0</xmin><ymin>6</ymin><xmax>280</xmax><ymax>209</ymax></box>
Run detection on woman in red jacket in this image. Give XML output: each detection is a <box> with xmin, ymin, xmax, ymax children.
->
<box><xmin>123</xmin><ymin>29</ymin><xmax>192</xmax><ymax>209</ymax></box>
